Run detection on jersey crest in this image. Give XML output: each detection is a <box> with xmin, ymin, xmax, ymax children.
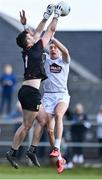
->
<box><xmin>50</xmin><ymin>63</ymin><xmax>62</xmax><ymax>73</ymax></box>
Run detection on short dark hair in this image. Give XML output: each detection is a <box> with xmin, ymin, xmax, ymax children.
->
<box><xmin>16</xmin><ymin>30</ymin><xmax>28</xmax><ymax>49</ymax></box>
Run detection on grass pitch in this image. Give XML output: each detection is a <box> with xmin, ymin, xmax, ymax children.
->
<box><xmin>0</xmin><ymin>164</ymin><xmax>102</xmax><ymax>179</ymax></box>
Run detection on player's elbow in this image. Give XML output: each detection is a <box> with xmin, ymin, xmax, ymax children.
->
<box><xmin>63</xmin><ymin>50</ymin><xmax>71</xmax><ymax>63</ymax></box>
<box><xmin>47</xmin><ymin>26</ymin><xmax>56</xmax><ymax>34</ymax></box>
<box><xmin>51</xmin><ymin>26</ymin><xmax>56</xmax><ymax>33</ymax></box>
<box><xmin>63</xmin><ymin>49</ymin><xmax>69</xmax><ymax>58</ymax></box>
<box><xmin>65</xmin><ymin>49</ymin><xmax>69</xmax><ymax>56</ymax></box>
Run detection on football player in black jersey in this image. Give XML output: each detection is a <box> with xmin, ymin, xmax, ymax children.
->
<box><xmin>18</xmin><ymin>10</ymin><xmax>70</xmax><ymax>173</ymax></box>
<box><xmin>6</xmin><ymin>5</ymin><xmax>63</xmax><ymax>168</ymax></box>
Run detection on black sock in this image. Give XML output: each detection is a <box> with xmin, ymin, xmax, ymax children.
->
<box><xmin>29</xmin><ymin>145</ymin><xmax>37</xmax><ymax>153</ymax></box>
<box><xmin>10</xmin><ymin>148</ymin><xmax>17</xmax><ymax>157</ymax></box>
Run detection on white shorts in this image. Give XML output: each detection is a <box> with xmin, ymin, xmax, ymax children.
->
<box><xmin>41</xmin><ymin>92</ymin><xmax>70</xmax><ymax>114</ymax></box>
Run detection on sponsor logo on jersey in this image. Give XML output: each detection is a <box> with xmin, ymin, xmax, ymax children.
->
<box><xmin>50</xmin><ymin>63</ymin><xmax>62</xmax><ymax>73</ymax></box>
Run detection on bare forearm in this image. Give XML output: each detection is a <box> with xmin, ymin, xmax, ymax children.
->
<box><xmin>41</xmin><ymin>18</ymin><xmax>58</xmax><ymax>48</ymax></box>
<box><xmin>47</xmin><ymin>18</ymin><xmax>58</xmax><ymax>33</ymax></box>
<box><xmin>53</xmin><ymin>38</ymin><xmax>68</xmax><ymax>54</ymax></box>
<box><xmin>52</xmin><ymin>38</ymin><xmax>70</xmax><ymax>62</ymax></box>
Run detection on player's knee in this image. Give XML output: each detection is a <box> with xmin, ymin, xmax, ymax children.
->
<box><xmin>24</xmin><ymin>124</ymin><xmax>32</xmax><ymax>132</ymax></box>
<box><xmin>38</xmin><ymin>120</ymin><xmax>46</xmax><ymax>127</ymax></box>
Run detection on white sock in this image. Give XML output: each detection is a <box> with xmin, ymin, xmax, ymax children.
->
<box><xmin>58</xmin><ymin>154</ymin><xmax>62</xmax><ymax>160</ymax></box>
<box><xmin>54</xmin><ymin>139</ymin><xmax>61</xmax><ymax>150</ymax></box>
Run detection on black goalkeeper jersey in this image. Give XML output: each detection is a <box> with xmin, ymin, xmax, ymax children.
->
<box><xmin>22</xmin><ymin>39</ymin><xmax>47</xmax><ymax>81</ymax></box>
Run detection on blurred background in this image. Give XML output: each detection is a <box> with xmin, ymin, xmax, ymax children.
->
<box><xmin>0</xmin><ymin>0</ymin><xmax>102</xmax><ymax>169</ymax></box>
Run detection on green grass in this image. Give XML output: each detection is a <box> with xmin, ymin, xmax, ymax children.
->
<box><xmin>0</xmin><ymin>164</ymin><xmax>102</xmax><ymax>179</ymax></box>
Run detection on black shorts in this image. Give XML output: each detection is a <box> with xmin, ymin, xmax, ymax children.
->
<box><xmin>18</xmin><ymin>85</ymin><xmax>41</xmax><ymax>111</ymax></box>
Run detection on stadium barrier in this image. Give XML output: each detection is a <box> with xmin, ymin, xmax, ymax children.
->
<box><xmin>0</xmin><ymin>117</ymin><xmax>102</xmax><ymax>148</ymax></box>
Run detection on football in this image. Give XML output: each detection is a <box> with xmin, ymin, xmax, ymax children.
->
<box><xmin>57</xmin><ymin>1</ymin><xmax>71</xmax><ymax>16</ymax></box>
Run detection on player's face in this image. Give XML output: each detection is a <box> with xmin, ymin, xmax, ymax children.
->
<box><xmin>49</xmin><ymin>43</ymin><xmax>61</xmax><ymax>60</ymax></box>
<box><xmin>26</xmin><ymin>33</ymin><xmax>35</xmax><ymax>47</ymax></box>
<box><xmin>25</xmin><ymin>29</ymin><xmax>35</xmax><ymax>48</ymax></box>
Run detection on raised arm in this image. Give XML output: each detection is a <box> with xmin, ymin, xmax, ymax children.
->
<box><xmin>20</xmin><ymin>5</ymin><xmax>54</xmax><ymax>42</ymax></box>
<box><xmin>41</xmin><ymin>5</ymin><xmax>62</xmax><ymax>48</ymax></box>
<box><xmin>51</xmin><ymin>37</ymin><xmax>70</xmax><ymax>63</ymax></box>
<box><xmin>34</xmin><ymin>4</ymin><xmax>54</xmax><ymax>40</ymax></box>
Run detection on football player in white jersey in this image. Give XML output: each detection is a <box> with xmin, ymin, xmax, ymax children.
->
<box><xmin>44</xmin><ymin>37</ymin><xmax>70</xmax><ymax>171</ymax></box>
<box><xmin>31</xmin><ymin>37</ymin><xmax>71</xmax><ymax>174</ymax></box>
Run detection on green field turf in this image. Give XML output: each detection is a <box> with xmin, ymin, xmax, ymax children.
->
<box><xmin>0</xmin><ymin>164</ymin><xmax>102</xmax><ymax>179</ymax></box>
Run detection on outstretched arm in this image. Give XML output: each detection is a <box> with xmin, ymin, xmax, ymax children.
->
<box><xmin>20</xmin><ymin>5</ymin><xmax>54</xmax><ymax>42</ymax></box>
<box><xmin>52</xmin><ymin>37</ymin><xmax>70</xmax><ymax>63</ymax></box>
<box><xmin>41</xmin><ymin>4</ymin><xmax>62</xmax><ymax>48</ymax></box>
<box><xmin>34</xmin><ymin>4</ymin><xmax>54</xmax><ymax>40</ymax></box>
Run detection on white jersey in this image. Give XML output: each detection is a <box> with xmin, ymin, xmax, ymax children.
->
<box><xmin>43</xmin><ymin>53</ymin><xmax>70</xmax><ymax>93</ymax></box>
